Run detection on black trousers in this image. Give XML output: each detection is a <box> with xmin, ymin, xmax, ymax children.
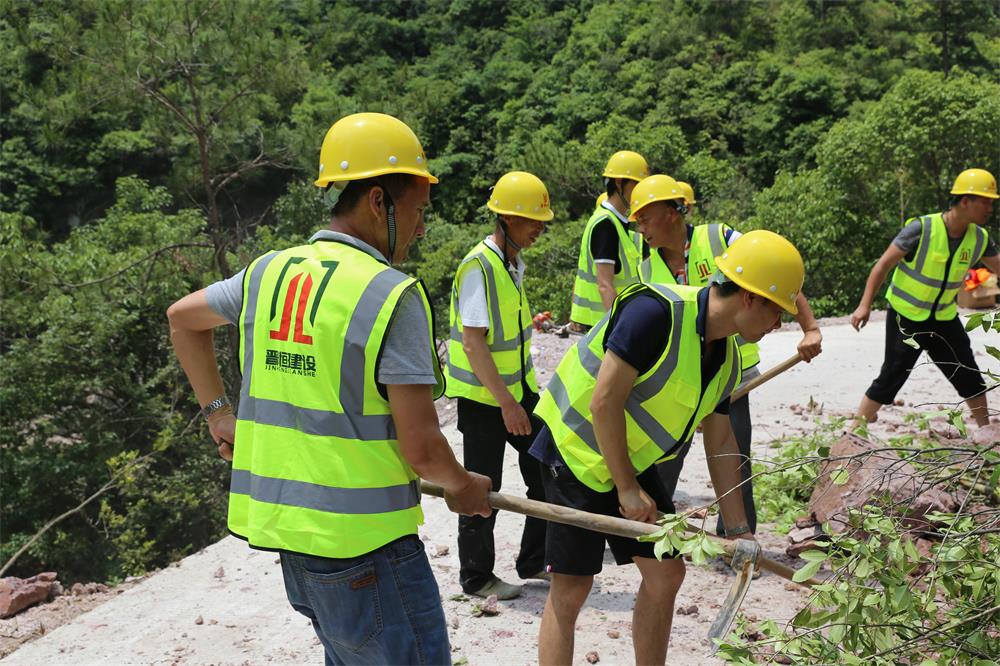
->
<box><xmin>456</xmin><ymin>392</ymin><xmax>547</xmax><ymax>592</ymax></box>
<box><xmin>656</xmin><ymin>394</ymin><xmax>757</xmax><ymax>535</ymax></box>
<box><xmin>866</xmin><ymin>308</ymin><xmax>986</xmax><ymax>404</ymax></box>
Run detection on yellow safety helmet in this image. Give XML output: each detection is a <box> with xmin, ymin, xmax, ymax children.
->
<box><xmin>627</xmin><ymin>174</ymin><xmax>686</xmax><ymax>221</ymax></box>
<box><xmin>315</xmin><ymin>112</ymin><xmax>438</xmax><ymax>188</ymax></box>
<box><xmin>950</xmin><ymin>168</ymin><xmax>999</xmax><ymax>199</ymax></box>
<box><xmin>715</xmin><ymin>230</ymin><xmax>804</xmax><ymax>315</ymax></box>
<box><xmin>487</xmin><ymin>171</ymin><xmax>554</xmax><ymax>222</ymax></box>
<box><xmin>603</xmin><ymin>151</ymin><xmax>650</xmax><ymax>181</ymax></box>
<box><xmin>676</xmin><ymin>181</ymin><xmax>697</xmax><ymax>205</ymax></box>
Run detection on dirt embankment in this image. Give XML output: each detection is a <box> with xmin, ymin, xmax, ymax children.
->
<box><xmin>3</xmin><ymin>313</ymin><xmax>997</xmax><ymax>665</ymax></box>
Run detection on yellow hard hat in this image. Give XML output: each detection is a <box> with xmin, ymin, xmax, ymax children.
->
<box><xmin>487</xmin><ymin>171</ymin><xmax>554</xmax><ymax>222</ymax></box>
<box><xmin>596</xmin><ymin>192</ymin><xmax>609</xmax><ymax>207</ymax></box>
<box><xmin>603</xmin><ymin>151</ymin><xmax>650</xmax><ymax>181</ymax></box>
<box><xmin>676</xmin><ymin>181</ymin><xmax>697</xmax><ymax>205</ymax></box>
<box><xmin>315</xmin><ymin>112</ymin><xmax>438</xmax><ymax>188</ymax></box>
<box><xmin>627</xmin><ymin>174</ymin><xmax>686</xmax><ymax>221</ymax></box>
<box><xmin>715</xmin><ymin>230</ymin><xmax>804</xmax><ymax>315</ymax></box>
<box><xmin>950</xmin><ymin>168</ymin><xmax>999</xmax><ymax>199</ymax></box>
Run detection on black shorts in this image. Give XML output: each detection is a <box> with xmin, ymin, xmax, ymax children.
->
<box><xmin>541</xmin><ymin>462</ymin><xmax>677</xmax><ymax>576</ymax></box>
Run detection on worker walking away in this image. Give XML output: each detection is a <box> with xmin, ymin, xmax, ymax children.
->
<box><xmin>851</xmin><ymin>168</ymin><xmax>999</xmax><ymax>428</ymax></box>
<box><xmin>445</xmin><ymin>172</ymin><xmax>553</xmax><ymax>600</ymax></box>
<box><xmin>167</xmin><ymin>113</ymin><xmax>492</xmax><ymax>665</ymax></box>
<box><xmin>569</xmin><ymin>150</ymin><xmax>650</xmax><ymax>332</ymax></box>
<box><xmin>631</xmin><ymin>174</ymin><xmax>822</xmax><ymax>537</ymax></box>
<box><xmin>530</xmin><ymin>231</ymin><xmax>807</xmax><ymax>665</ymax></box>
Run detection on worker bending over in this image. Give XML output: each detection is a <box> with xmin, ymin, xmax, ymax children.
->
<box><xmin>631</xmin><ymin>174</ymin><xmax>822</xmax><ymax>536</ymax></box>
<box><xmin>167</xmin><ymin>113</ymin><xmax>491</xmax><ymax>665</ymax></box>
<box><xmin>530</xmin><ymin>231</ymin><xmax>807</xmax><ymax>664</ymax></box>
<box><xmin>445</xmin><ymin>172</ymin><xmax>552</xmax><ymax>600</ymax></box>
<box><xmin>851</xmin><ymin>168</ymin><xmax>999</xmax><ymax>427</ymax></box>
<box><xmin>570</xmin><ymin>151</ymin><xmax>650</xmax><ymax>331</ymax></box>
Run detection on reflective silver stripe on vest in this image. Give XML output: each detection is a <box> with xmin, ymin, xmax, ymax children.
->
<box><xmin>237</xmin><ymin>395</ymin><xmax>394</xmax><ymax>439</ymax></box>
<box><xmin>631</xmin><ymin>284</ymin><xmax>687</xmax><ymax>401</ymax></box>
<box><xmin>545</xmin><ymin>373</ymin><xmax>600</xmax><ymax>453</ymax></box>
<box><xmin>892</xmin><ymin>217</ymin><xmax>938</xmax><ymax>304</ymax></box>
<box><xmin>706</xmin><ymin>224</ymin><xmax>725</xmax><ymax>260</ymax></box>
<box><xmin>240</xmin><ymin>251</ymin><xmax>281</xmax><ymax>400</ymax></box>
<box><xmin>452</xmin><ymin>252</ymin><xmax>527</xmax><ymax>353</ymax></box>
<box><xmin>230</xmin><ymin>469</ymin><xmax>419</xmax><ymax>515</ymax></box>
<box><xmin>970</xmin><ymin>227</ymin><xmax>987</xmax><ymax>268</ymax></box>
<box><xmin>896</xmin><ymin>262</ymin><xmax>961</xmax><ymax>288</ymax></box>
<box><xmin>890</xmin><ymin>287</ymin><xmax>937</xmax><ymax>311</ymax></box>
<box><xmin>444</xmin><ymin>361</ymin><xmax>526</xmax><ymax>387</ymax></box>
<box><xmin>449</xmin><ymin>323</ymin><xmax>532</xmax><ymax>353</ymax></box>
<box><xmin>718</xmin><ymin>340</ymin><xmax>742</xmax><ymax>400</ymax></box>
<box><xmin>572</xmin><ymin>293</ymin><xmax>604</xmax><ymax>311</ymax></box>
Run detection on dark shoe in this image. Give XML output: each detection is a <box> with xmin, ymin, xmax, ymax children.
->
<box><xmin>469</xmin><ymin>576</ymin><xmax>522</xmax><ymax>600</ymax></box>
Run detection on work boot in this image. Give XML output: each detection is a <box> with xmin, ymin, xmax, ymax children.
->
<box><xmin>470</xmin><ymin>576</ymin><xmax>522</xmax><ymax>600</ymax></box>
<box><xmin>523</xmin><ymin>570</ymin><xmax>551</xmax><ymax>582</ymax></box>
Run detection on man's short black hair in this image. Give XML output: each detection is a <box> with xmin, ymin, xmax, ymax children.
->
<box><xmin>331</xmin><ymin>173</ymin><xmax>415</xmax><ymax>217</ymax></box>
<box><xmin>712</xmin><ymin>279</ymin><xmax>743</xmax><ymax>298</ymax></box>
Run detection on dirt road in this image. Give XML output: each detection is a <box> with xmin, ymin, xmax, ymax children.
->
<box><xmin>4</xmin><ymin>313</ymin><xmax>997</xmax><ymax>665</ymax></box>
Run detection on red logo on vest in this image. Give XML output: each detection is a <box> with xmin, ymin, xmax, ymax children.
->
<box><xmin>270</xmin><ymin>272</ymin><xmax>314</xmax><ymax>345</ymax></box>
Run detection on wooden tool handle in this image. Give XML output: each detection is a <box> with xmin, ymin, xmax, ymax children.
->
<box><xmin>420</xmin><ymin>481</ymin><xmax>820</xmax><ymax>587</ymax></box>
<box><xmin>730</xmin><ymin>353</ymin><xmax>802</xmax><ymax>402</ymax></box>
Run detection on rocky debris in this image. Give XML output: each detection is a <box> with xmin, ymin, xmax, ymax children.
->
<box><xmin>431</xmin><ymin>544</ymin><xmax>449</xmax><ymax>558</ymax></box>
<box><xmin>794</xmin><ymin>514</ymin><xmax>816</xmax><ymax>529</ymax></box>
<box><xmin>585</xmin><ymin>650</ymin><xmax>600</xmax><ymax>663</ymax></box>
<box><xmin>194</xmin><ymin>615</ymin><xmax>204</xmax><ymax>625</ymax></box>
<box><xmin>607</xmin><ymin>630</ymin><xmax>620</xmax><ymax>639</ymax></box>
<box><xmin>809</xmin><ymin>434</ymin><xmax>958</xmax><ymax>535</ymax></box>
<box><xmin>676</xmin><ymin>604</ymin><xmax>698</xmax><ymax>616</ymax></box>
<box><xmin>213</xmin><ymin>567</ymin><xmax>225</xmax><ymax>579</ymax></box>
<box><xmin>471</xmin><ymin>594</ymin><xmax>499</xmax><ymax>617</ymax></box>
<box><xmin>70</xmin><ymin>582</ymin><xmax>108</xmax><ymax>596</ymax></box>
<box><xmin>0</xmin><ymin>573</ymin><xmax>62</xmax><ymax>618</ymax></box>
<box><xmin>785</xmin><ymin>524</ymin><xmax>828</xmax><ymax>558</ymax></box>
<box><xmin>973</xmin><ymin>423</ymin><xmax>1000</xmax><ymax>445</ymax></box>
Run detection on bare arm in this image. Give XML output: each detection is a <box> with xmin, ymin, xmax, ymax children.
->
<box><xmin>701</xmin><ymin>412</ymin><xmax>750</xmax><ymax>534</ymax></box>
<box><xmin>167</xmin><ymin>289</ymin><xmax>235</xmax><ymax>459</ymax></box>
<box><xmin>982</xmin><ymin>254</ymin><xmax>1000</xmax><ymax>275</ymax></box>
<box><xmin>590</xmin><ymin>350</ymin><xmax>658</xmax><ymax>523</ymax></box>
<box><xmin>596</xmin><ymin>262</ymin><xmax>617</xmax><ymax>313</ymax></box>
<box><xmin>462</xmin><ymin>327</ymin><xmax>530</xmax><ymax>435</ymax></box>
<box><xmin>851</xmin><ymin>243</ymin><xmax>907</xmax><ymax>331</ymax></box>
<box><xmin>792</xmin><ymin>292</ymin><xmax>822</xmax><ymax>362</ymax></box>
<box><xmin>387</xmin><ymin>384</ymin><xmax>492</xmax><ymax>517</ymax></box>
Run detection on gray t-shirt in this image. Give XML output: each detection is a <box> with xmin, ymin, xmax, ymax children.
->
<box><xmin>206</xmin><ymin>230</ymin><xmax>437</xmax><ymax>385</ymax></box>
<box><xmin>893</xmin><ymin>216</ymin><xmax>997</xmax><ymax>262</ymax></box>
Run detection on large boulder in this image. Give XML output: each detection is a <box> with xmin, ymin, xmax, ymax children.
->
<box><xmin>0</xmin><ymin>572</ymin><xmax>61</xmax><ymax>618</ymax></box>
<box><xmin>809</xmin><ymin>434</ymin><xmax>958</xmax><ymax>534</ymax></box>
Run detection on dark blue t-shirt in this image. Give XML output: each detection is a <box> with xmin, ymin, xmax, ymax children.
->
<box><xmin>529</xmin><ymin>287</ymin><xmax>732</xmax><ymax>466</ymax></box>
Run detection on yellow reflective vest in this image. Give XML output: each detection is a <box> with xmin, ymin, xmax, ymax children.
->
<box><xmin>640</xmin><ymin>223</ymin><xmax>761</xmax><ymax>371</ymax></box>
<box><xmin>571</xmin><ymin>205</ymin><xmax>642</xmax><ymax>327</ymax></box>
<box><xmin>445</xmin><ymin>241</ymin><xmax>538</xmax><ymax>405</ymax></box>
<box><xmin>535</xmin><ymin>282</ymin><xmax>742</xmax><ymax>492</ymax></box>
<box><xmin>887</xmin><ymin>213</ymin><xmax>989</xmax><ymax>322</ymax></box>
<box><xmin>230</xmin><ymin>238</ymin><xmax>443</xmax><ymax>558</ymax></box>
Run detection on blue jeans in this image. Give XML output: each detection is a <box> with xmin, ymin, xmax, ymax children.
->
<box><xmin>280</xmin><ymin>535</ymin><xmax>450</xmax><ymax>665</ymax></box>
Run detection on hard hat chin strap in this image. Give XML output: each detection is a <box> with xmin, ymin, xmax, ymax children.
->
<box><xmin>498</xmin><ymin>216</ymin><xmax>521</xmax><ymax>269</ymax></box>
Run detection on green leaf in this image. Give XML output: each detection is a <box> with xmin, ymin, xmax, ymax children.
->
<box><xmin>965</xmin><ymin>313</ymin><xmax>984</xmax><ymax>331</ymax></box>
<box><xmin>830</xmin><ymin>466</ymin><xmax>850</xmax><ymax>486</ymax></box>
<box><xmin>800</xmin><ymin>549</ymin><xmax>827</xmax><ymax>562</ymax></box>
<box><xmin>862</xmin><ymin>592</ymin><xmax>881</xmax><ymax>607</ymax></box>
<box><xmin>793</xmin><ymin>558</ymin><xmax>823</xmax><ymax>582</ymax></box>
<box><xmin>902</xmin><ymin>336</ymin><xmax>919</xmax><ymax>349</ymax></box>
<box><xmin>986</xmin><ymin>345</ymin><xmax>1000</xmax><ymax>363</ymax></box>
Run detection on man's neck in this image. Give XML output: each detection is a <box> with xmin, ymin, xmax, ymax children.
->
<box><xmin>490</xmin><ymin>232</ymin><xmax>519</xmax><ymax>263</ymax></box>
<box><xmin>703</xmin><ymin>287</ymin><xmax>738</xmax><ymax>343</ymax></box>
<box><xmin>660</xmin><ymin>220</ymin><xmax>689</xmax><ymax>255</ymax></box>
<box><xmin>942</xmin><ymin>208</ymin><xmax>970</xmax><ymax>238</ymax></box>
<box><xmin>607</xmin><ymin>193</ymin><xmax>628</xmax><ymax>217</ymax></box>
<box><xmin>329</xmin><ymin>216</ymin><xmax>389</xmax><ymax>262</ymax></box>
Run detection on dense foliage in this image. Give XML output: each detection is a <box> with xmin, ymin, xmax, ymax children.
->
<box><xmin>2</xmin><ymin>0</ymin><xmax>998</xmax><ymax>584</ymax></box>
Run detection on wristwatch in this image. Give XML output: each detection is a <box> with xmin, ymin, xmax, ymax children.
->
<box><xmin>203</xmin><ymin>396</ymin><xmax>231</xmax><ymax>418</ymax></box>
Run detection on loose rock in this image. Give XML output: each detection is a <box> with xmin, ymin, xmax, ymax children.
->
<box><xmin>585</xmin><ymin>650</ymin><xmax>600</xmax><ymax>663</ymax></box>
<box><xmin>676</xmin><ymin>604</ymin><xmax>698</xmax><ymax>616</ymax></box>
<box><xmin>195</xmin><ymin>615</ymin><xmax>204</xmax><ymax>625</ymax></box>
<box><xmin>0</xmin><ymin>573</ymin><xmax>61</xmax><ymax>618</ymax></box>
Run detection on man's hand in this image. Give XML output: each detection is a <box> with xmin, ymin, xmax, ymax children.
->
<box><xmin>208</xmin><ymin>411</ymin><xmax>236</xmax><ymax>461</ymax></box>
<box><xmin>500</xmin><ymin>399</ymin><xmax>532</xmax><ymax>436</ymax></box>
<box><xmin>617</xmin><ymin>484</ymin><xmax>658</xmax><ymax>523</ymax></box>
<box><xmin>850</xmin><ymin>303</ymin><xmax>871</xmax><ymax>331</ymax></box>
<box><xmin>444</xmin><ymin>471</ymin><xmax>493</xmax><ymax>518</ymax></box>
<box><xmin>797</xmin><ymin>327</ymin><xmax>822</xmax><ymax>362</ymax></box>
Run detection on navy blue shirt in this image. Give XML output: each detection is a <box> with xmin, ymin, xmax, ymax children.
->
<box><xmin>529</xmin><ymin>286</ymin><xmax>732</xmax><ymax>466</ymax></box>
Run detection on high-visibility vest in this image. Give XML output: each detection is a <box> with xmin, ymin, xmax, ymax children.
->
<box><xmin>640</xmin><ymin>224</ymin><xmax>761</xmax><ymax>371</ymax></box>
<box><xmin>535</xmin><ymin>282</ymin><xmax>742</xmax><ymax>492</ymax></box>
<box><xmin>887</xmin><ymin>213</ymin><xmax>989</xmax><ymax>322</ymax></box>
<box><xmin>570</xmin><ymin>206</ymin><xmax>642</xmax><ymax>326</ymax></box>
<box><xmin>445</xmin><ymin>241</ymin><xmax>538</xmax><ymax>405</ymax></box>
<box><xmin>229</xmin><ymin>239</ymin><xmax>443</xmax><ymax>558</ymax></box>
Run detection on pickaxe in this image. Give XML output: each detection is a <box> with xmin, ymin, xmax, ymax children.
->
<box><xmin>421</xmin><ymin>481</ymin><xmax>821</xmax><ymax>650</ymax></box>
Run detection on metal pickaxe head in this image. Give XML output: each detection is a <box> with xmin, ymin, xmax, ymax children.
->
<box><xmin>707</xmin><ymin>539</ymin><xmax>761</xmax><ymax>653</ymax></box>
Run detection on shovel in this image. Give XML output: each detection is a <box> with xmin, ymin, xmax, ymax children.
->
<box><xmin>730</xmin><ymin>352</ymin><xmax>803</xmax><ymax>402</ymax></box>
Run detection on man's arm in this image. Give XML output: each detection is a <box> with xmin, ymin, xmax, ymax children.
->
<box><xmin>850</xmin><ymin>243</ymin><xmax>907</xmax><ymax>331</ymax></box>
<box><xmin>167</xmin><ymin>289</ymin><xmax>235</xmax><ymax>459</ymax></box>
<box><xmin>981</xmin><ymin>254</ymin><xmax>1000</xmax><ymax>275</ymax></box>
<box><xmin>792</xmin><ymin>292</ymin><xmax>822</xmax><ymax>362</ymax></box>
<box><xmin>462</xmin><ymin>327</ymin><xmax>531</xmax><ymax>436</ymax></box>
<box><xmin>590</xmin><ymin>350</ymin><xmax>659</xmax><ymax>523</ymax></box>
<box><xmin>701</xmin><ymin>412</ymin><xmax>752</xmax><ymax>536</ymax></box>
<box><xmin>596</xmin><ymin>262</ymin><xmax>617</xmax><ymax>312</ymax></box>
<box><xmin>387</xmin><ymin>384</ymin><xmax>492</xmax><ymax>517</ymax></box>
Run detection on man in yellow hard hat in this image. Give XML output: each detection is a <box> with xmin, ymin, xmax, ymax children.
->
<box><xmin>167</xmin><ymin>112</ymin><xmax>492</xmax><ymax>664</ymax></box>
<box><xmin>444</xmin><ymin>172</ymin><xmax>553</xmax><ymax>601</ymax></box>
<box><xmin>569</xmin><ymin>151</ymin><xmax>650</xmax><ymax>331</ymax></box>
<box><xmin>530</xmin><ymin>230</ymin><xmax>806</xmax><ymax>665</ymax></box>
<box><xmin>630</xmin><ymin>174</ymin><xmax>822</xmax><ymax>538</ymax></box>
<box><xmin>851</xmin><ymin>168</ymin><xmax>999</xmax><ymax>427</ymax></box>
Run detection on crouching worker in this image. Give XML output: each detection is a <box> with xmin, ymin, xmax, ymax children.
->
<box><xmin>445</xmin><ymin>172</ymin><xmax>553</xmax><ymax>600</ymax></box>
<box><xmin>167</xmin><ymin>113</ymin><xmax>492</xmax><ymax>665</ymax></box>
<box><xmin>529</xmin><ymin>230</ymin><xmax>806</xmax><ymax>665</ymax></box>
